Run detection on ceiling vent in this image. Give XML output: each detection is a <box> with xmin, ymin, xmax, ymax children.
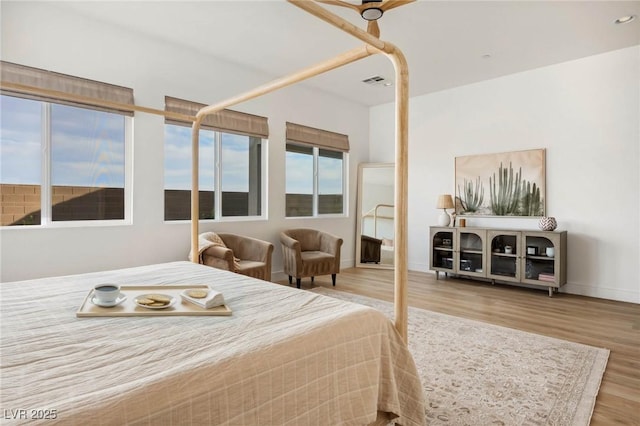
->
<box><xmin>362</xmin><ymin>75</ymin><xmax>393</xmax><ymax>87</ymax></box>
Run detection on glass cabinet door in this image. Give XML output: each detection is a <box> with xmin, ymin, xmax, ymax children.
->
<box><xmin>521</xmin><ymin>232</ymin><xmax>560</xmax><ymax>286</ymax></box>
<box><xmin>430</xmin><ymin>228</ymin><xmax>456</xmax><ymax>278</ymax></box>
<box><xmin>487</xmin><ymin>230</ymin><xmax>521</xmax><ymax>283</ymax></box>
<box><xmin>456</xmin><ymin>229</ymin><xmax>486</xmax><ymax>277</ymax></box>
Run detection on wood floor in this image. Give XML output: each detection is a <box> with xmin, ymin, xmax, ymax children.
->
<box><xmin>278</xmin><ymin>268</ymin><xmax>640</xmax><ymax>426</ymax></box>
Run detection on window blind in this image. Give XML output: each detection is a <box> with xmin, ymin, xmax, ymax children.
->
<box><xmin>286</xmin><ymin>121</ymin><xmax>350</xmax><ymax>152</ymax></box>
<box><xmin>165</xmin><ymin>96</ymin><xmax>269</xmax><ymax>139</ymax></box>
<box><xmin>0</xmin><ymin>61</ymin><xmax>134</xmax><ymax>116</ymax></box>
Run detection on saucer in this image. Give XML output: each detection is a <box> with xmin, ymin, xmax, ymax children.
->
<box><xmin>92</xmin><ymin>294</ymin><xmax>126</xmax><ymax>308</ymax></box>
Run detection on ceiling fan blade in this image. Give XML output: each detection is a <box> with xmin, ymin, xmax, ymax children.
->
<box><xmin>315</xmin><ymin>0</ymin><xmax>361</xmax><ymax>12</ymax></box>
<box><xmin>379</xmin><ymin>0</ymin><xmax>416</xmax><ymax>12</ymax></box>
<box><xmin>367</xmin><ymin>20</ymin><xmax>380</xmax><ymax>37</ymax></box>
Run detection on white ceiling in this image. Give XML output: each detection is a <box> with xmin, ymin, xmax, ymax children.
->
<box><xmin>50</xmin><ymin>1</ymin><xmax>640</xmax><ymax>106</ymax></box>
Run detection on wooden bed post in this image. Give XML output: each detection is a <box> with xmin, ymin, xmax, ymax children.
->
<box><xmin>190</xmin><ymin>116</ymin><xmax>203</xmax><ymax>264</ymax></box>
<box><xmin>287</xmin><ymin>0</ymin><xmax>410</xmax><ymax>341</ymax></box>
<box><xmin>391</xmin><ymin>48</ymin><xmax>409</xmax><ymax>341</ymax></box>
<box><xmin>190</xmin><ymin>0</ymin><xmax>411</xmax><ymax>342</ymax></box>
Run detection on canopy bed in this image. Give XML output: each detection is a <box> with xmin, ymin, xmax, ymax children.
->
<box><xmin>1</xmin><ymin>262</ymin><xmax>424</xmax><ymax>425</ymax></box>
<box><xmin>1</xmin><ymin>1</ymin><xmax>419</xmax><ymax>423</ymax></box>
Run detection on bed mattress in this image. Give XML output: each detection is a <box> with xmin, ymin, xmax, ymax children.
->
<box><xmin>1</xmin><ymin>261</ymin><xmax>424</xmax><ymax>425</ymax></box>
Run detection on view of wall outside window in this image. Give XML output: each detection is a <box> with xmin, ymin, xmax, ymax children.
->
<box><xmin>164</xmin><ymin>124</ymin><xmax>216</xmax><ymax>220</ymax></box>
<box><xmin>318</xmin><ymin>148</ymin><xmax>344</xmax><ymax>214</ymax></box>
<box><xmin>164</xmin><ymin>124</ymin><xmax>263</xmax><ymax>220</ymax></box>
<box><xmin>285</xmin><ymin>143</ymin><xmax>344</xmax><ymax>217</ymax></box>
<box><xmin>221</xmin><ymin>132</ymin><xmax>262</xmax><ymax>217</ymax></box>
<box><xmin>0</xmin><ymin>95</ymin><xmax>126</xmax><ymax>226</ymax></box>
<box><xmin>285</xmin><ymin>144</ymin><xmax>313</xmax><ymax>217</ymax></box>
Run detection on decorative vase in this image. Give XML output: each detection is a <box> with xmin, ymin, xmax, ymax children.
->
<box><xmin>525</xmin><ymin>259</ymin><xmax>533</xmax><ymax>279</ymax></box>
<box><xmin>538</xmin><ymin>216</ymin><xmax>557</xmax><ymax>231</ymax></box>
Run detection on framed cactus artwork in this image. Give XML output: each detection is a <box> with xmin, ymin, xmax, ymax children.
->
<box><xmin>454</xmin><ymin>149</ymin><xmax>546</xmax><ymax>217</ymax></box>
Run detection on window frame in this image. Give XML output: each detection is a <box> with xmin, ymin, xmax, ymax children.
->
<box><xmin>285</xmin><ymin>142</ymin><xmax>348</xmax><ymax>218</ymax></box>
<box><xmin>1</xmin><ymin>95</ymin><xmax>133</xmax><ymax>229</ymax></box>
<box><xmin>163</xmin><ymin>122</ymin><xmax>268</xmax><ymax>223</ymax></box>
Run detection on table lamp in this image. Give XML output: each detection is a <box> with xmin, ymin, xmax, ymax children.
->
<box><xmin>436</xmin><ymin>194</ymin><xmax>454</xmax><ymax>227</ymax></box>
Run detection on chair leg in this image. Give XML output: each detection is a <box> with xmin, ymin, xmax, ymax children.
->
<box><xmin>296</xmin><ymin>278</ymin><xmax>301</xmax><ymax>289</ymax></box>
<box><xmin>332</xmin><ymin>274</ymin><xmax>336</xmax><ymax>286</ymax></box>
<box><xmin>288</xmin><ymin>276</ymin><xmax>292</xmax><ymax>285</ymax></box>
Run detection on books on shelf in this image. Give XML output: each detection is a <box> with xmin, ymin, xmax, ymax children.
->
<box><xmin>538</xmin><ymin>272</ymin><xmax>555</xmax><ymax>282</ymax></box>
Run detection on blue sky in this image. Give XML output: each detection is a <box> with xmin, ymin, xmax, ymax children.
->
<box><xmin>1</xmin><ymin>96</ymin><xmax>42</xmax><ymax>185</ymax></box>
<box><xmin>2</xmin><ymin>94</ymin><xmax>343</xmax><ymax>195</ymax></box>
<box><xmin>1</xmin><ymin>95</ymin><xmax>125</xmax><ymax>188</ymax></box>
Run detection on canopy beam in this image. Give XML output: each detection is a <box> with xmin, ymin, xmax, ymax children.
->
<box><xmin>191</xmin><ymin>1</ymin><xmax>410</xmax><ymax>341</ymax></box>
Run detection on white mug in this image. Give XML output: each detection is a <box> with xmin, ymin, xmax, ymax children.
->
<box><xmin>546</xmin><ymin>247</ymin><xmax>555</xmax><ymax>258</ymax></box>
<box><xmin>504</xmin><ymin>246</ymin><xmax>513</xmax><ymax>254</ymax></box>
<box><xmin>94</xmin><ymin>284</ymin><xmax>121</xmax><ymax>304</ymax></box>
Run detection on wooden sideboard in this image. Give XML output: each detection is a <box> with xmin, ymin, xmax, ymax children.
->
<box><xmin>429</xmin><ymin>226</ymin><xmax>567</xmax><ymax>297</ymax></box>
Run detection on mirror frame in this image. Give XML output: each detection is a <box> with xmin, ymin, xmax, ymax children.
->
<box><xmin>355</xmin><ymin>162</ymin><xmax>395</xmax><ymax>269</ymax></box>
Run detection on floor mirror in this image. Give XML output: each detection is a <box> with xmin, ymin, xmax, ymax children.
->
<box><xmin>355</xmin><ymin>163</ymin><xmax>395</xmax><ymax>269</ymax></box>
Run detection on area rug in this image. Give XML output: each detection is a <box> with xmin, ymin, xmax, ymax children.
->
<box><xmin>311</xmin><ymin>288</ymin><xmax>609</xmax><ymax>426</ymax></box>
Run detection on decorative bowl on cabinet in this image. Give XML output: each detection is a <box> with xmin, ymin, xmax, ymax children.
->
<box><xmin>538</xmin><ymin>217</ymin><xmax>557</xmax><ymax>231</ymax></box>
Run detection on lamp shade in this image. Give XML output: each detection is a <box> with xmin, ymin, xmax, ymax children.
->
<box><xmin>436</xmin><ymin>194</ymin><xmax>454</xmax><ymax>209</ymax></box>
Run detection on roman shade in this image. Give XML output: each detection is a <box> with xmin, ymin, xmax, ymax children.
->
<box><xmin>286</xmin><ymin>122</ymin><xmax>350</xmax><ymax>152</ymax></box>
<box><xmin>0</xmin><ymin>61</ymin><xmax>134</xmax><ymax>116</ymax></box>
<box><xmin>165</xmin><ymin>96</ymin><xmax>269</xmax><ymax>139</ymax></box>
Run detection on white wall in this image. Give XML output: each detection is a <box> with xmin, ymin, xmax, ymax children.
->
<box><xmin>0</xmin><ymin>2</ymin><xmax>370</xmax><ymax>282</ymax></box>
<box><xmin>370</xmin><ymin>46</ymin><xmax>640</xmax><ymax>303</ymax></box>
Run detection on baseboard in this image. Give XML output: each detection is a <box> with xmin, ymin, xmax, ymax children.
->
<box><xmin>562</xmin><ymin>282</ymin><xmax>639</xmax><ymax>304</ymax></box>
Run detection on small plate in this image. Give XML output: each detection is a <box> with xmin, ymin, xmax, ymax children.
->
<box><xmin>134</xmin><ymin>294</ymin><xmax>177</xmax><ymax>310</ymax></box>
<box><xmin>92</xmin><ymin>294</ymin><xmax>127</xmax><ymax>308</ymax></box>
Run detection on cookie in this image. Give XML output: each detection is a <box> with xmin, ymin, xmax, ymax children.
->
<box><xmin>136</xmin><ymin>297</ymin><xmax>155</xmax><ymax>305</ymax></box>
<box><xmin>186</xmin><ymin>289</ymin><xmax>208</xmax><ymax>299</ymax></box>
<box><xmin>148</xmin><ymin>294</ymin><xmax>171</xmax><ymax>303</ymax></box>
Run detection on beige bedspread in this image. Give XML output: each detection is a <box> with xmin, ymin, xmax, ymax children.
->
<box><xmin>1</xmin><ymin>261</ymin><xmax>424</xmax><ymax>425</ymax></box>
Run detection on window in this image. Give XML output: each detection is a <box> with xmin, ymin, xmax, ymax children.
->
<box><xmin>0</xmin><ymin>62</ymin><xmax>133</xmax><ymax>226</ymax></box>
<box><xmin>285</xmin><ymin>122</ymin><xmax>348</xmax><ymax>217</ymax></box>
<box><xmin>163</xmin><ymin>97</ymin><xmax>268</xmax><ymax>221</ymax></box>
<box><xmin>164</xmin><ymin>125</ymin><xmax>216</xmax><ymax>220</ymax></box>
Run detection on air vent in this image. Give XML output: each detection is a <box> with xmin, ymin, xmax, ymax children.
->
<box><xmin>362</xmin><ymin>75</ymin><xmax>393</xmax><ymax>87</ymax></box>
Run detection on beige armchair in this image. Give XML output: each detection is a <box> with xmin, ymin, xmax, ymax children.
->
<box><xmin>280</xmin><ymin>228</ymin><xmax>343</xmax><ymax>289</ymax></box>
<box><xmin>198</xmin><ymin>232</ymin><xmax>274</xmax><ymax>281</ymax></box>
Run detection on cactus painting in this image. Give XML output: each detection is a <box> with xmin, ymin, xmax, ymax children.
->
<box><xmin>489</xmin><ymin>162</ymin><xmax>522</xmax><ymax>215</ymax></box>
<box><xmin>457</xmin><ymin>177</ymin><xmax>484</xmax><ymax>213</ymax></box>
<box><xmin>455</xmin><ymin>149</ymin><xmax>545</xmax><ymax>217</ymax></box>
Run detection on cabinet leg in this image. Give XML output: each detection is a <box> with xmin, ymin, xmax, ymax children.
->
<box><xmin>435</xmin><ymin>271</ymin><xmax>439</xmax><ymax>280</ymax></box>
<box><xmin>548</xmin><ymin>287</ymin><xmax>553</xmax><ymax>297</ymax></box>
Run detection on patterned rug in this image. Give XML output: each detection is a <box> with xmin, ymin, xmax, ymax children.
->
<box><xmin>311</xmin><ymin>288</ymin><xmax>609</xmax><ymax>426</ymax></box>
